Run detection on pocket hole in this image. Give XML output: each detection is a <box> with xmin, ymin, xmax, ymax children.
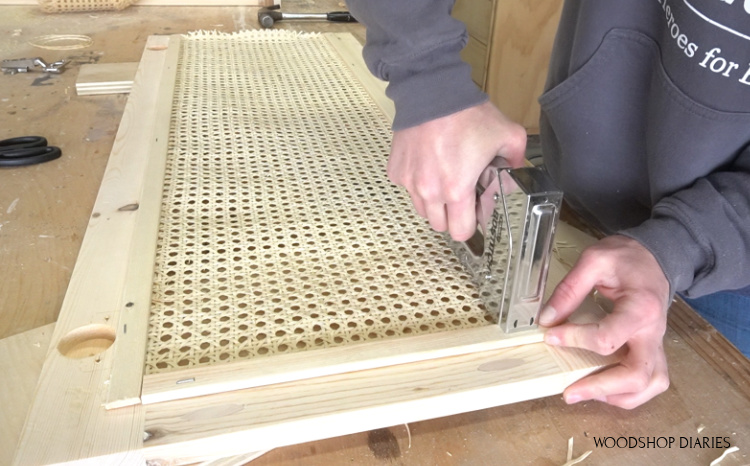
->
<box><xmin>57</xmin><ymin>324</ymin><xmax>116</xmax><ymax>359</ymax></box>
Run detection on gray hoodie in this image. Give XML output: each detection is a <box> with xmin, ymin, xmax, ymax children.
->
<box><xmin>346</xmin><ymin>0</ymin><xmax>750</xmax><ymax>298</ymax></box>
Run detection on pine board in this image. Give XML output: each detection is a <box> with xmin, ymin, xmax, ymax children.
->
<box><xmin>141</xmin><ymin>342</ymin><xmax>616</xmax><ymax>463</ymax></box>
<box><xmin>140</xmin><ymin>325</ymin><xmax>545</xmax><ymax>405</ymax></box>
<box><xmin>105</xmin><ymin>37</ymin><xmax>182</xmax><ymax>409</ymax></box>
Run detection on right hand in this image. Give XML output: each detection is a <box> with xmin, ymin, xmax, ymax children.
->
<box><xmin>387</xmin><ymin>101</ymin><xmax>527</xmax><ymax>241</ymax></box>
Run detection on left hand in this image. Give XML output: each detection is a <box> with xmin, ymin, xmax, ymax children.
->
<box><xmin>539</xmin><ymin>235</ymin><xmax>671</xmax><ymax>409</ymax></box>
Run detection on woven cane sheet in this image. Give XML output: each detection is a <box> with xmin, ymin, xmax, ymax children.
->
<box><xmin>144</xmin><ymin>31</ymin><xmax>495</xmax><ymax>374</ymax></box>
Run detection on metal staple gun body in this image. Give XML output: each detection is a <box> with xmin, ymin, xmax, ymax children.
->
<box><xmin>448</xmin><ymin>157</ymin><xmax>563</xmax><ymax>334</ymax></box>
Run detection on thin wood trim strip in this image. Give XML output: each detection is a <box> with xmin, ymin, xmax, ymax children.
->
<box><xmin>105</xmin><ymin>36</ymin><xmax>182</xmax><ymax>409</ymax></box>
<box><xmin>77</xmin><ymin>87</ymin><xmax>133</xmax><ymax>96</ymax></box>
<box><xmin>12</xmin><ymin>35</ymin><xmax>179</xmax><ymax>465</ymax></box>
<box><xmin>142</xmin><ymin>325</ymin><xmax>544</xmax><ymax>404</ymax></box>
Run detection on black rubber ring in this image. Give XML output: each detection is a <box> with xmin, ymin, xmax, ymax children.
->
<box><xmin>0</xmin><ymin>146</ymin><xmax>62</xmax><ymax>167</ymax></box>
<box><xmin>0</xmin><ymin>136</ymin><xmax>48</xmax><ymax>151</ymax></box>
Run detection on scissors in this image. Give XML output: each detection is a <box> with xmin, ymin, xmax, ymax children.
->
<box><xmin>0</xmin><ymin>136</ymin><xmax>62</xmax><ymax>167</ymax></box>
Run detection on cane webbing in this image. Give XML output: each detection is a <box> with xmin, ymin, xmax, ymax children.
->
<box><xmin>144</xmin><ymin>31</ymin><xmax>495</xmax><ymax>374</ymax></box>
<box><xmin>39</xmin><ymin>0</ymin><xmax>132</xmax><ymax>13</ymax></box>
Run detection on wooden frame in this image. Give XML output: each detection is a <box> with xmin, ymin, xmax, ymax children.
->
<box><xmin>135</xmin><ymin>31</ymin><xmax>549</xmax><ymax>406</ymax></box>
<box><xmin>14</xmin><ymin>33</ymin><xmax>615</xmax><ymax>465</ymax></box>
<box><xmin>133</xmin><ymin>32</ymin><xmax>599</xmax><ymax>407</ymax></box>
<box><xmin>114</xmin><ymin>31</ymin><xmax>551</xmax><ymax>409</ymax></box>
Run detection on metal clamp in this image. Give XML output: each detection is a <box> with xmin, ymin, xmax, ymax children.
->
<box><xmin>2</xmin><ymin>57</ymin><xmax>67</xmax><ymax>75</ymax></box>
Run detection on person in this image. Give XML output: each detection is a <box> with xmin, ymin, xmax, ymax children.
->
<box><xmin>345</xmin><ymin>0</ymin><xmax>750</xmax><ymax>409</ymax></box>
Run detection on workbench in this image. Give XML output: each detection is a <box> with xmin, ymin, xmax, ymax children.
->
<box><xmin>1</xmin><ymin>2</ymin><xmax>749</xmax><ymax>465</ymax></box>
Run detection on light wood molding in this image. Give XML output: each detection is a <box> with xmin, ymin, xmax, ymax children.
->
<box><xmin>105</xmin><ymin>37</ymin><xmax>182</xmax><ymax>409</ymax></box>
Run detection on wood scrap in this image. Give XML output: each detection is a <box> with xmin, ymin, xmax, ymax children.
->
<box><xmin>76</xmin><ymin>62</ymin><xmax>138</xmax><ymax>95</ymax></box>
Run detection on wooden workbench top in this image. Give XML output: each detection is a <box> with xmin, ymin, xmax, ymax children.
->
<box><xmin>1</xmin><ymin>3</ymin><xmax>748</xmax><ymax>465</ymax></box>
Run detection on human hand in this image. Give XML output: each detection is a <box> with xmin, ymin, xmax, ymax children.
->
<box><xmin>387</xmin><ymin>101</ymin><xmax>527</xmax><ymax>241</ymax></box>
<box><xmin>539</xmin><ymin>235</ymin><xmax>671</xmax><ymax>409</ymax></box>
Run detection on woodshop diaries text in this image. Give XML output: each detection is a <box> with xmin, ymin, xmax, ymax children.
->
<box><xmin>593</xmin><ymin>436</ymin><xmax>732</xmax><ymax>449</ymax></box>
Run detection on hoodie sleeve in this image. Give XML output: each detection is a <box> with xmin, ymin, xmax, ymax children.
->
<box><xmin>621</xmin><ymin>145</ymin><xmax>750</xmax><ymax>298</ymax></box>
<box><xmin>346</xmin><ymin>0</ymin><xmax>488</xmax><ymax>130</ymax></box>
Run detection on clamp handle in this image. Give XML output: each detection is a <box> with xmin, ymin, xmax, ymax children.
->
<box><xmin>326</xmin><ymin>11</ymin><xmax>357</xmax><ymax>23</ymax></box>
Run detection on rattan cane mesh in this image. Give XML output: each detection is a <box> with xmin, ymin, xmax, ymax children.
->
<box><xmin>39</xmin><ymin>0</ymin><xmax>132</xmax><ymax>13</ymax></box>
<box><xmin>144</xmin><ymin>31</ymin><xmax>495</xmax><ymax>375</ymax></box>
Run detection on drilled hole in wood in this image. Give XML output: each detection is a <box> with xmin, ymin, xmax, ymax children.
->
<box><xmin>57</xmin><ymin>324</ymin><xmax>116</xmax><ymax>359</ymax></box>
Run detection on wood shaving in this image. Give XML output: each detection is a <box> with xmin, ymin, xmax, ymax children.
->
<box><xmin>561</xmin><ymin>437</ymin><xmax>592</xmax><ymax>466</ymax></box>
<box><xmin>567</xmin><ymin>437</ymin><xmax>573</xmax><ymax>462</ymax></box>
<box><xmin>710</xmin><ymin>446</ymin><xmax>739</xmax><ymax>466</ymax></box>
<box><xmin>561</xmin><ymin>450</ymin><xmax>592</xmax><ymax>466</ymax></box>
